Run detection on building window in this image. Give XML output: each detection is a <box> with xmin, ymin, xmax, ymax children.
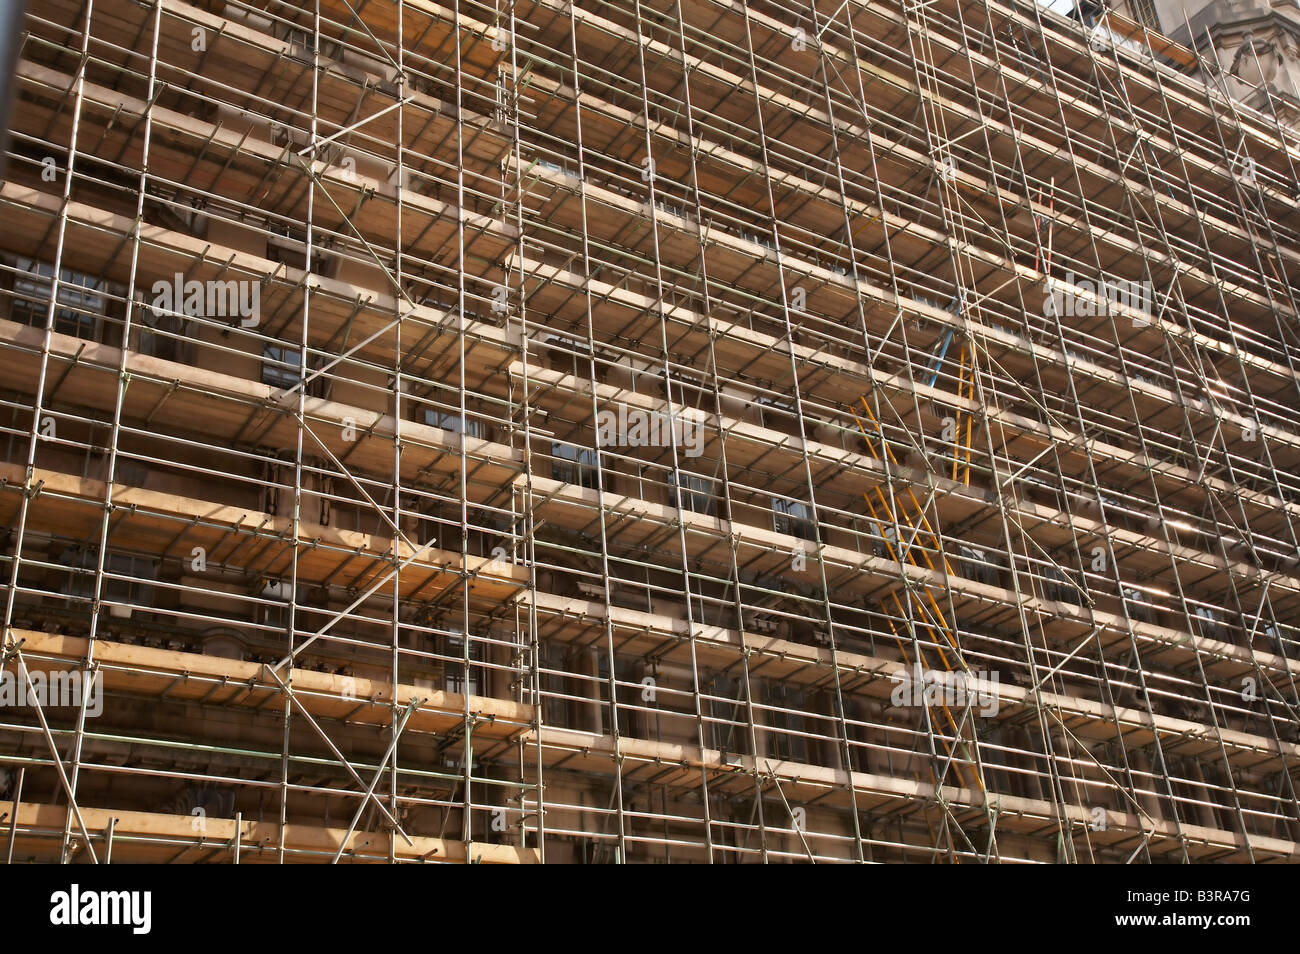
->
<box><xmin>408</xmin><ymin>494</ymin><xmax>443</xmax><ymax>546</ymax></box>
<box><xmin>445</xmin><ymin>632</ymin><xmax>480</xmax><ymax>697</ymax></box>
<box><xmin>537</xmin><ymin>642</ymin><xmax>569</xmax><ymax>728</ymax></box>
<box><xmin>1130</xmin><ymin>0</ymin><xmax>1158</xmax><ymax>31</ymax></box>
<box><xmin>1261</xmin><ymin>622</ymin><xmax>1284</xmax><ymax>655</ymax></box>
<box><xmin>543</xmin><ymin>334</ymin><xmax>594</xmax><ymax>380</ymax></box>
<box><xmin>1123</xmin><ymin>586</ymin><xmax>1157</xmax><ymax>624</ymax></box>
<box><xmin>773</xmin><ymin>496</ymin><xmax>815</xmax><ymax>540</ymax></box>
<box><xmin>422</xmin><ymin>406</ymin><xmax>483</xmax><ymax>438</ymax></box>
<box><xmin>765</xmin><ymin>681</ymin><xmax>807</xmax><ymax>763</ymax></box>
<box><xmin>666</xmin><ymin>370</ymin><xmax>711</xmax><ymax>411</ymax></box>
<box><xmin>756</xmin><ymin>395</ymin><xmax>798</xmax><ymax>433</ymax></box>
<box><xmin>137</xmin><ymin>319</ymin><xmax>178</xmax><ymax>361</ymax></box>
<box><xmin>56</xmin><ymin>548</ymin><xmax>156</xmax><ymax>614</ymax></box>
<box><xmin>262</xmin><ymin>344</ymin><xmax>302</xmax><ymax>390</ymax></box>
<box><xmin>553</xmin><ymin>442</ymin><xmax>598</xmax><ymax>489</ymax></box>
<box><xmin>1043</xmin><ymin>567</ymin><xmax>1082</xmax><ymax>606</ymax></box>
<box><xmin>60</xmin><ymin>547</ymin><xmax>98</xmax><ymax>602</ymax></box>
<box><xmin>12</xmin><ymin>257</ymin><xmax>107</xmax><ymax>341</ymax></box>
<box><xmin>1021</xmin><ymin>475</ymin><xmax>1062</xmax><ymax>511</ymax></box>
<box><xmin>707</xmin><ymin>675</ymin><xmax>748</xmax><ymax>758</ymax></box>
<box><xmin>958</xmin><ymin>545</ymin><xmax>1000</xmax><ymax>587</ymax></box>
<box><xmin>104</xmin><ymin>552</ymin><xmax>157</xmax><ymax>611</ymax></box>
<box><xmin>258</xmin><ymin>579</ymin><xmax>300</xmax><ymax>631</ymax></box>
<box><xmin>595</xmin><ymin>654</ymin><xmax>635</xmax><ymax>737</ymax></box>
<box><xmin>136</xmin><ymin>290</ymin><xmax>196</xmax><ymax>362</ymax></box>
<box><xmin>670</xmin><ymin>470</ymin><xmax>715</xmax><ymax>515</ymax></box>
<box><xmin>494</xmin><ymin>62</ymin><xmax>512</xmax><ymax>125</ymax></box>
<box><xmin>1193</xmin><ymin>606</ymin><xmax>1224</xmax><ymax>641</ymax></box>
<box><xmin>868</xmin><ymin>519</ymin><xmax>899</xmax><ymax>559</ymax></box>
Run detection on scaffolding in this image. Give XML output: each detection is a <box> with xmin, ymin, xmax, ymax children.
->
<box><xmin>0</xmin><ymin>0</ymin><xmax>1298</xmax><ymax>863</ymax></box>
